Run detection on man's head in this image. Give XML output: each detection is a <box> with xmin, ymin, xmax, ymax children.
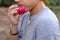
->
<box><xmin>15</xmin><ymin>0</ymin><xmax>46</xmax><ymax>11</ymax></box>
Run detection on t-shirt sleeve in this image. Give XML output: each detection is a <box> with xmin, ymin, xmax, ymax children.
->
<box><xmin>36</xmin><ymin>19</ymin><xmax>60</xmax><ymax>40</ymax></box>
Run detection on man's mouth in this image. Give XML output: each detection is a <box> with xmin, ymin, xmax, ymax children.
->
<box><xmin>18</xmin><ymin>4</ymin><xmax>23</xmax><ymax>7</ymax></box>
<box><xmin>16</xmin><ymin>3</ymin><xmax>23</xmax><ymax>7</ymax></box>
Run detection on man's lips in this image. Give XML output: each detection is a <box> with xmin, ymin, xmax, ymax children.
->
<box><xmin>16</xmin><ymin>2</ymin><xmax>23</xmax><ymax>7</ymax></box>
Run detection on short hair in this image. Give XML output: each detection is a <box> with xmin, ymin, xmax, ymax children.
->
<box><xmin>41</xmin><ymin>0</ymin><xmax>48</xmax><ymax>2</ymax></box>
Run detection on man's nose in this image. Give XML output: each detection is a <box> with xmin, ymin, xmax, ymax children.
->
<box><xmin>15</xmin><ymin>0</ymin><xmax>20</xmax><ymax>3</ymax></box>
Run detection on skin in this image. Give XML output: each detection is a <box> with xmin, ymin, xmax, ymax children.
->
<box><xmin>8</xmin><ymin>0</ymin><xmax>46</xmax><ymax>40</ymax></box>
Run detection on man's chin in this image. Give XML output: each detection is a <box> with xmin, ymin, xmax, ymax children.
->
<box><xmin>17</xmin><ymin>4</ymin><xmax>24</xmax><ymax>7</ymax></box>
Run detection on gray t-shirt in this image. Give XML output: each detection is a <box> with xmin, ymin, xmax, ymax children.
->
<box><xmin>18</xmin><ymin>7</ymin><xmax>60</xmax><ymax>40</ymax></box>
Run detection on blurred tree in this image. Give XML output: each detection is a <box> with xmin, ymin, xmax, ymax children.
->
<box><xmin>0</xmin><ymin>0</ymin><xmax>60</xmax><ymax>7</ymax></box>
<box><xmin>57</xmin><ymin>0</ymin><xmax>60</xmax><ymax>6</ymax></box>
<box><xmin>0</xmin><ymin>0</ymin><xmax>2</xmax><ymax>3</ymax></box>
<box><xmin>0</xmin><ymin>0</ymin><xmax>15</xmax><ymax>7</ymax></box>
<box><xmin>45</xmin><ymin>0</ymin><xmax>60</xmax><ymax>6</ymax></box>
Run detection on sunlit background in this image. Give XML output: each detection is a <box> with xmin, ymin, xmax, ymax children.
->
<box><xmin>0</xmin><ymin>0</ymin><xmax>60</xmax><ymax>40</ymax></box>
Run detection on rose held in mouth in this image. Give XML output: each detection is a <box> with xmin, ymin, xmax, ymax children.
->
<box><xmin>17</xmin><ymin>6</ymin><xmax>27</xmax><ymax>15</ymax></box>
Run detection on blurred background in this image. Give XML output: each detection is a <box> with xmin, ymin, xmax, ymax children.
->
<box><xmin>0</xmin><ymin>0</ymin><xmax>60</xmax><ymax>40</ymax></box>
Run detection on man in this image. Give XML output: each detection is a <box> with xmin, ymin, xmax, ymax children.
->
<box><xmin>8</xmin><ymin>0</ymin><xmax>60</xmax><ymax>40</ymax></box>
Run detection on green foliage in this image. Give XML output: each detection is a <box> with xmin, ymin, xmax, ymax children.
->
<box><xmin>0</xmin><ymin>0</ymin><xmax>15</xmax><ymax>7</ymax></box>
<box><xmin>0</xmin><ymin>0</ymin><xmax>2</xmax><ymax>4</ymax></box>
<box><xmin>45</xmin><ymin>0</ymin><xmax>60</xmax><ymax>6</ymax></box>
<box><xmin>0</xmin><ymin>0</ymin><xmax>1</xmax><ymax>3</ymax></box>
<box><xmin>49</xmin><ymin>6</ymin><xmax>60</xmax><ymax>13</ymax></box>
<box><xmin>0</xmin><ymin>0</ymin><xmax>60</xmax><ymax>7</ymax></box>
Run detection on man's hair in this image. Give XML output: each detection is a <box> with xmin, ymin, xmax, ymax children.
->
<box><xmin>41</xmin><ymin>0</ymin><xmax>48</xmax><ymax>2</ymax></box>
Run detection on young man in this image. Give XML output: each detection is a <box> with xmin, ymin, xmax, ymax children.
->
<box><xmin>8</xmin><ymin>0</ymin><xmax>60</xmax><ymax>40</ymax></box>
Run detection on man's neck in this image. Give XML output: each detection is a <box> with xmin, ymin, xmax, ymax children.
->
<box><xmin>30</xmin><ymin>1</ymin><xmax>46</xmax><ymax>16</ymax></box>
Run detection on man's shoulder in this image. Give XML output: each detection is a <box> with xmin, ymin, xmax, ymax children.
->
<box><xmin>38</xmin><ymin>7</ymin><xmax>59</xmax><ymax>23</ymax></box>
